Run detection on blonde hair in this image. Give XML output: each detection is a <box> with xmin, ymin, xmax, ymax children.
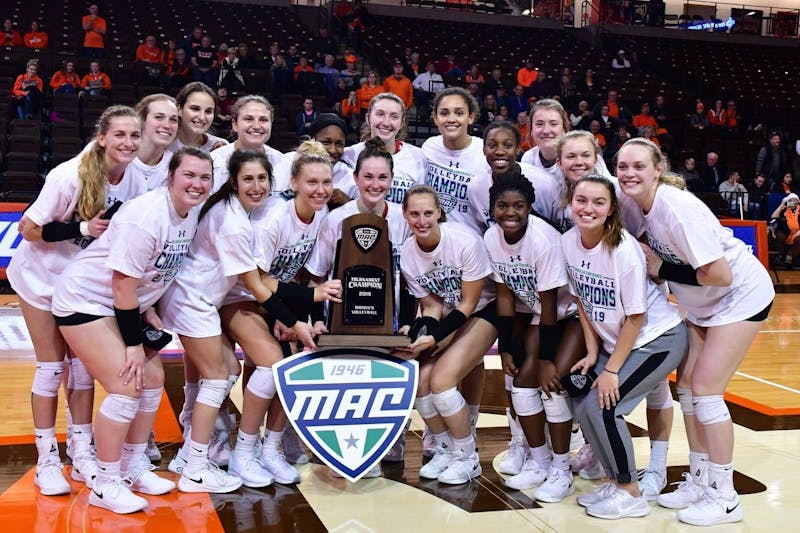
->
<box><xmin>360</xmin><ymin>92</ymin><xmax>408</xmax><ymax>141</ymax></box>
<box><xmin>617</xmin><ymin>137</ymin><xmax>686</xmax><ymax>189</ymax></box>
<box><xmin>76</xmin><ymin>106</ymin><xmax>140</xmax><ymax>221</ymax></box>
<box><xmin>556</xmin><ymin>130</ymin><xmax>601</xmax><ymax>208</ymax></box>
<box><xmin>291</xmin><ymin>138</ymin><xmax>332</xmax><ymax>180</ymax></box>
<box><xmin>402</xmin><ymin>184</ymin><xmax>447</xmax><ymax>223</ymax></box>
<box><xmin>134</xmin><ymin>93</ymin><xmax>176</xmax><ymax>122</ymax></box>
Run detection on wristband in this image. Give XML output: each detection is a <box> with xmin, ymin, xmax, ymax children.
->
<box><xmin>658</xmin><ymin>261</ymin><xmax>700</xmax><ymax>286</ymax></box>
<box><xmin>260</xmin><ymin>294</ymin><xmax>298</xmax><ymax>328</ymax></box>
<box><xmin>79</xmin><ymin>220</ymin><xmax>90</xmax><ymax>236</ymax></box>
<box><xmin>431</xmin><ymin>309</ymin><xmax>467</xmax><ymax>343</ymax></box>
<box><xmin>114</xmin><ymin>306</ymin><xmax>143</xmax><ymax>346</ymax></box>
<box><xmin>398</xmin><ymin>287</ymin><xmax>417</xmax><ymax>328</ymax></box>
<box><xmin>41</xmin><ymin>221</ymin><xmax>82</xmax><ymax>242</ymax></box>
<box><xmin>496</xmin><ymin>316</ymin><xmax>514</xmax><ymax>354</ymax></box>
<box><xmin>538</xmin><ymin>324</ymin><xmax>558</xmax><ymax>362</ymax></box>
<box><xmin>275</xmin><ymin>281</ymin><xmax>315</xmax><ymax>303</ymax></box>
<box><xmin>604</xmin><ymin>368</ymin><xmax>619</xmax><ymax>375</ymax></box>
<box><xmin>409</xmin><ymin>316</ymin><xmax>439</xmax><ymax>342</ymax></box>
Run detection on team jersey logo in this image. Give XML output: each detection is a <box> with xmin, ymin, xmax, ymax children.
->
<box><xmin>352</xmin><ymin>225</ymin><xmax>381</xmax><ymax>253</ymax></box>
<box><xmin>274</xmin><ymin>348</ymin><xmax>418</xmax><ymax>482</ymax></box>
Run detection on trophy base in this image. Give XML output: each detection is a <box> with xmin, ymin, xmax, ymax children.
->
<box><xmin>317</xmin><ymin>334</ymin><xmax>411</xmax><ymax>348</ymax></box>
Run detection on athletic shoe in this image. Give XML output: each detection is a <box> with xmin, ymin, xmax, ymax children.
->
<box><xmin>569</xmin><ymin>442</ymin><xmax>595</xmax><ymax>473</ymax></box>
<box><xmin>437</xmin><ymin>450</ymin><xmax>482</xmax><ymax>485</ymax></box>
<box><xmin>504</xmin><ymin>457</ymin><xmax>548</xmax><ymax>490</ymax></box>
<box><xmin>178</xmin><ymin>463</ymin><xmax>242</xmax><ymax>493</ymax></box>
<box><xmin>282</xmin><ymin>426</ymin><xmax>309</xmax><ymax>465</ymax></box>
<box><xmin>534</xmin><ymin>466</ymin><xmax>575</xmax><ymax>503</ymax></box>
<box><xmin>586</xmin><ymin>484</ymin><xmax>650</xmax><ymax>519</ymax></box>
<box><xmin>228</xmin><ymin>451</ymin><xmax>275</xmax><ymax>488</ymax></box>
<box><xmin>261</xmin><ymin>451</ymin><xmax>301</xmax><ymax>484</ymax></box>
<box><xmin>419</xmin><ymin>445</ymin><xmax>452</xmax><ymax>479</ymax></box>
<box><xmin>89</xmin><ymin>477</ymin><xmax>148</xmax><ymax>514</ymax></box>
<box><xmin>569</xmin><ymin>427</ymin><xmax>584</xmax><ymax>453</ymax></box>
<box><xmin>677</xmin><ymin>488</ymin><xmax>743</xmax><ymax>526</ymax></box>
<box><xmin>421</xmin><ymin>426</ymin><xmax>435</xmax><ymax>459</ymax></box>
<box><xmin>656</xmin><ymin>471</ymin><xmax>705</xmax><ymax>509</ymax></box>
<box><xmin>70</xmin><ymin>449</ymin><xmax>98</xmax><ymax>489</ymax></box>
<box><xmin>167</xmin><ymin>450</ymin><xmax>188</xmax><ymax>475</ymax></box>
<box><xmin>383</xmin><ymin>432</ymin><xmax>406</xmax><ymax>463</ymax></box>
<box><xmin>145</xmin><ymin>431</ymin><xmax>162</xmax><ymax>464</ymax></box>
<box><xmin>577</xmin><ymin>481</ymin><xmax>616</xmax><ymax>507</ymax></box>
<box><xmin>578</xmin><ymin>455</ymin><xmax>604</xmax><ymax>480</ymax></box>
<box><xmin>126</xmin><ymin>458</ymin><xmax>176</xmax><ymax>495</ymax></box>
<box><xmin>498</xmin><ymin>435</ymin><xmax>527</xmax><ymax>475</ymax></box>
<box><xmin>208</xmin><ymin>430</ymin><xmax>232</xmax><ymax>467</ymax></box>
<box><xmin>638</xmin><ymin>467</ymin><xmax>667</xmax><ymax>501</ymax></box>
<box><xmin>34</xmin><ymin>455</ymin><xmax>72</xmax><ymax>495</ymax></box>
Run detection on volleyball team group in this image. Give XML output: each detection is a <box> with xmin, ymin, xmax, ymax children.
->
<box><xmin>7</xmin><ymin>80</ymin><xmax>772</xmax><ymax>527</ymax></box>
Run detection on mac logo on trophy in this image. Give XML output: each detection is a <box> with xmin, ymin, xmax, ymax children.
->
<box><xmin>353</xmin><ymin>226</ymin><xmax>380</xmax><ymax>252</ymax></box>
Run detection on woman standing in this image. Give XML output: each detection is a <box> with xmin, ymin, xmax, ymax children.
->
<box><xmin>617</xmin><ymin>138</ymin><xmax>774</xmax><ymax>526</ymax></box>
<box><xmin>168</xmin><ymin>82</ymin><xmax>228</xmax><ymax>153</ymax></box>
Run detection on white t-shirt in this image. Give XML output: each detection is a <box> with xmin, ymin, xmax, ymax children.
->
<box><xmin>343</xmin><ymin>141</ymin><xmax>427</xmax><ymax>205</ymax></box>
<box><xmin>422</xmin><ymin>136</ymin><xmax>492</xmax><ymax>236</ymax></box>
<box><xmin>562</xmin><ymin>227</ymin><xmax>682</xmax><ymax>354</ymax></box>
<box><xmin>484</xmin><ymin>215</ymin><xmax>575</xmax><ymax>321</ymax></box>
<box><xmin>401</xmin><ymin>222</ymin><xmax>495</xmax><ymax>316</ymax></box>
<box><xmin>125</xmin><ymin>150</ymin><xmax>174</xmax><ymax>191</ymax></box>
<box><xmin>277</xmin><ymin>152</ymin><xmax>356</xmax><ymax>199</ymax></box>
<box><xmin>7</xmin><ymin>154</ymin><xmax>146</xmax><ymax>310</ymax></box>
<box><xmin>52</xmin><ymin>187</ymin><xmax>199</xmax><ymax>317</ymax></box>
<box><xmin>168</xmin><ymin>132</ymin><xmax>228</xmax><ymax>154</ymax></box>
<box><xmin>210</xmin><ymin>143</ymin><xmax>288</xmax><ymax>194</ymax></box>
<box><xmin>632</xmin><ymin>184</ymin><xmax>774</xmax><ymax>326</ymax></box>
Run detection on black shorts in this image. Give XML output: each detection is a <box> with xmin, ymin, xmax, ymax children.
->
<box><xmin>54</xmin><ymin>312</ymin><xmax>104</xmax><ymax>326</ymax></box>
<box><xmin>745</xmin><ymin>300</ymin><xmax>772</xmax><ymax>322</ymax></box>
<box><xmin>509</xmin><ymin>313</ymin><xmax>580</xmax><ymax>368</ymax></box>
<box><xmin>470</xmin><ymin>299</ymin><xmax>498</xmax><ymax>325</ymax></box>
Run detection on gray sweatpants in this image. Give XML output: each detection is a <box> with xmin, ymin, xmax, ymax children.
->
<box><xmin>573</xmin><ymin>323</ymin><xmax>688</xmax><ymax>484</ymax></box>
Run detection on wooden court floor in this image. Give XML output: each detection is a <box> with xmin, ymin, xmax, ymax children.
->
<box><xmin>1</xmin><ymin>283</ymin><xmax>799</xmax><ymax>531</ymax></box>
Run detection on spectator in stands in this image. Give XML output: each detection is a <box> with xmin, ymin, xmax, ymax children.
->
<box><xmin>466</xmin><ymin>65</ymin><xmax>485</xmax><ymax>88</ymax></box>
<box><xmin>11</xmin><ymin>61</ymin><xmax>43</xmax><ymax>119</ymax></box>
<box><xmin>570</xmin><ymin>99</ymin><xmax>592</xmax><ymax>130</ymax></box>
<box><xmin>311</xmin><ymin>27</ymin><xmax>337</xmax><ymax>68</ymax></box>
<box><xmin>495</xmin><ymin>85</ymin><xmax>508</xmax><ymax>107</ymax></box>
<box><xmin>162</xmin><ymin>39</ymin><xmax>177</xmax><ymax>67</ymax></box>
<box><xmin>592</xmin><ymin>89</ymin><xmax>632</xmax><ymax>125</ymax></box>
<box><xmin>529</xmin><ymin>70</ymin><xmax>554</xmax><ymax>100</ymax></box>
<box><xmin>516</xmin><ymin>111</ymin><xmax>531</xmax><ymax>152</ymax></box>
<box><xmin>329</xmin><ymin>76</ymin><xmax>349</xmax><ymax>108</ymax></box>
<box><xmin>770</xmin><ymin>193</ymin><xmax>800</xmax><ymax>268</ymax></box>
<box><xmin>558</xmin><ymin>73</ymin><xmax>577</xmax><ymax>107</ymax></box>
<box><xmin>756</xmin><ymin>131</ymin><xmax>790</xmax><ymax>187</ymax></box>
<box><xmin>603</xmin><ymin>124</ymin><xmax>631</xmax><ymax>166</ymax></box>
<box><xmin>719</xmin><ymin>170</ymin><xmax>748</xmax><ymax>216</ymax></box>
<box><xmin>236</xmin><ymin>42</ymin><xmax>259</xmax><ymax>69</ymax></box>
<box><xmin>50</xmin><ymin>60</ymin><xmax>81</xmax><ymax>94</ymax></box>
<box><xmin>285</xmin><ymin>44</ymin><xmax>300</xmax><ymax>70</ymax></box>
<box><xmin>317</xmin><ymin>54</ymin><xmax>341</xmax><ymax>95</ymax></box>
<box><xmin>180</xmin><ymin>26</ymin><xmax>203</xmax><ymax>56</ymax></box>
<box><xmin>339</xmin><ymin>89</ymin><xmax>359</xmax><ymax>132</ymax></box>
<box><xmin>707</xmin><ymin>99</ymin><xmax>726</xmax><ymax>128</ymax></box>
<box><xmin>383</xmin><ymin>59</ymin><xmax>413</xmax><ymax>110</ymax></box>
<box><xmin>516</xmin><ymin>58</ymin><xmax>537</xmax><ymax>95</ymax></box>
<box><xmin>437</xmin><ymin>53</ymin><xmax>464</xmax><ymax>79</ymax></box>
<box><xmin>81</xmin><ymin>4</ymin><xmax>106</xmax><ymax>58</ymax></box>
<box><xmin>167</xmin><ymin>48</ymin><xmax>191</xmax><ymax>93</ymax></box>
<box><xmin>404</xmin><ymin>51</ymin><xmax>421</xmax><ymax>82</ymax></box>
<box><xmin>191</xmin><ymin>35</ymin><xmax>218</xmax><ymax>88</ymax></box>
<box><xmin>484</xmin><ymin>67</ymin><xmax>506</xmax><ymax>99</ymax></box>
<box><xmin>589</xmin><ymin>119</ymin><xmax>607</xmax><ymax>151</ymax></box>
<box><xmin>508</xmin><ymin>85</ymin><xmax>529</xmax><ymax>119</ymax></box>
<box><xmin>23</xmin><ymin>20</ymin><xmax>47</xmax><ymax>49</ymax></box>
<box><xmin>340</xmin><ymin>55</ymin><xmax>359</xmax><ymax>88</ymax></box>
<box><xmin>214</xmin><ymin>86</ymin><xmax>236</xmax><ymax>136</ymax></box>
<box><xmin>497</xmin><ymin>104</ymin><xmax>510</xmax><ymax>122</ymax></box>
<box><xmin>218</xmin><ymin>45</ymin><xmax>244</xmax><ymax>92</ymax></box>
<box><xmin>136</xmin><ymin>35</ymin><xmax>164</xmax><ymax>85</ymax></box>
<box><xmin>293</xmin><ymin>55</ymin><xmax>315</xmax><ymax>94</ymax></box>
<box><xmin>771</xmin><ymin>171</ymin><xmax>800</xmax><ymax>197</ymax></box>
<box><xmin>295</xmin><ymin>97</ymin><xmax>318</xmax><ymax>136</ymax></box>
<box><xmin>356</xmin><ymin>70</ymin><xmax>382</xmax><ymax>118</ymax></box>
<box><xmin>611</xmin><ymin>49</ymin><xmax>631</xmax><ymax>69</ymax></box>
<box><xmin>577</xmin><ymin>68</ymin><xmax>596</xmax><ymax>94</ymax></box>
<box><xmin>699</xmin><ymin>151</ymin><xmax>726</xmax><ymax>192</ymax></box>
<box><xmin>678</xmin><ymin>157</ymin><xmax>702</xmax><ymax>193</ymax></box>
<box><xmin>215</xmin><ymin>42</ymin><xmax>228</xmax><ymax>65</ymax></box>
<box><xmin>724</xmin><ymin>99</ymin><xmax>740</xmax><ymax>130</ymax></box>
<box><xmin>270</xmin><ymin>55</ymin><xmax>292</xmax><ymax>98</ymax></box>
<box><xmin>689</xmin><ymin>101</ymin><xmax>709</xmax><ymax>129</ymax></box>
<box><xmin>2</xmin><ymin>18</ymin><xmax>22</xmax><ymax>47</ymax></box>
<box><xmin>80</xmin><ymin>60</ymin><xmax>111</xmax><ymax>97</ymax></box>
<box><xmin>412</xmin><ymin>60</ymin><xmax>445</xmax><ymax>110</ymax></box>
<box><xmin>478</xmin><ymin>93</ymin><xmax>499</xmax><ymax>126</ymax></box>
<box><xmin>652</xmin><ymin>94</ymin><xmax>668</xmax><ymax>125</ymax></box>
<box><xmin>267</xmin><ymin>42</ymin><xmax>281</xmax><ymax>67</ymax></box>
<box><xmin>748</xmin><ymin>173</ymin><xmax>770</xmax><ymax>219</ymax></box>
<box><xmin>632</xmin><ymin>102</ymin><xmax>659</xmax><ymax>135</ymax></box>
<box><xmin>595</xmin><ymin>104</ymin><xmax>616</xmax><ymax>136</ymax></box>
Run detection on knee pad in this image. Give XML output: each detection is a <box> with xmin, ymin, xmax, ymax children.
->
<box><xmin>68</xmin><ymin>358</ymin><xmax>94</xmax><ymax>390</ymax></box>
<box><xmin>245</xmin><ymin>366</ymin><xmax>276</xmax><ymax>400</ymax></box>
<box><xmin>32</xmin><ymin>361</ymin><xmax>65</xmax><ymax>397</ymax></box>
<box><xmin>542</xmin><ymin>392</ymin><xmax>573</xmax><ymax>423</ymax></box>
<box><xmin>99</xmin><ymin>394</ymin><xmax>139</xmax><ymax>424</ymax></box>
<box><xmin>677</xmin><ymin>387</ymin><xmax>694</xmax><ymax>415</ymax></box>
<box><xmin>693</xmin><ymin>395</ymin><xmax>730</xmax><ymax>425</ymax></box>
<box><xmin>432</xmin><ymin>387</ymin><xmax>465</xmax><ymax>418</ymax></box>
<box><xmin>504</xmin><ymin>373</ymin><xmax>513</xmax><ymax>392</ymax></box>
<box><xmin>511</xmin><ymin>386</ymin><xmax>544</xmax><ymax>417</ymax></box>
<box><xmin>196</xmin><ymin>378</ymin><xmax>230</xmax><ymax>409</ymax></box>
<box><xmin>646</xmin><ymin>379</ymin><xmax>673</xmax><ymax>411</ymax></box>
<box><xmin>415</xmin><ymin>394</ymin><xmax>437</xmax><ymax>420</ymax></box>
<box><xmin>138</xmin><ymin>388</ymin><xmax>163</xmax><ymax>413</ymax></box>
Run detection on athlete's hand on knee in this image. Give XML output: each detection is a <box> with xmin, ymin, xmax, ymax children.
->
<box><xmin>500</xmin><ymin>351</ymin><xmax>517</xmax><ymax>377</ymax></box>
<box><xmin>120</xmin><ymin>345</ymin><xmax>146</xmax><ymax>390</ymax></box>
<box><xmin>312</xmin><ymin>320</ymin><xmax>328</xmax><ymax>335</ymax></box>
<box><xmin>142</xmin><ymin>307</ymin><xmax>163</xmax><ymax>330</ymax></box>
<box><xmin>570</xmin><ymin>353</ymin><xmax>597</xmax><ymax>376</ymax></box>
<box><xmin>292</xmin><ymin>322</ymin><xmax>317</xmax><ymax>350</ymax></box>
<box><xmin>314</xmin><ymin>279</ymin><xmax>343</xmax><ymax>303</ymax></box>
<box><xmin>639</xmin><ymin>242</ymin><xmax>663</xmax><ymax>280</ymax></box>
<box><xmin>593</xmin><ymin>370</ymin><xmax>619</xmax><ymax>410</ymax></box>
<box><xmin>87</xmin><ymin>210</ymin><xmax>110</xmax><ymax>238</ymax></box>
<box><xmin>539</xmin><ymin>360</ymin><xmax>562</xmax><ymax>399</ymax></box>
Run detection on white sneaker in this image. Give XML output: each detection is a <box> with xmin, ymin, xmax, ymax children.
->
<box><xmin>437</xmin><ymin>450</ymin><xmax>481</xmax><ymax>485</ymax></box>
<box><xmin>498</xmin><ymin>435</ymin><xmax>527</xmax><ymax>475</ymax></box>
<box><xmin>421</xmin><ymin>426</ymin><xmax>435</xmax><ymax>459</ymax></box>
<box><xmin>578</xmin><ymin>455</ymin><xmax>604</xmax><ymax>480</ymax></box>
<box><xmin>35</xmin><ymin>455</ymin><xmax>71</xmax><ymax>495</ymax></box>
<box><xmin>208</xmin><ymin>430</ymin><xmax>232</xmax><ymax>467</ymax></box>
<box><xmin>569</xmin><ymin>442</ymin><xmax>595</xmax><ymax>473</ymax></box>
<box><xmin>677</xmin><ymin>488</ymin><xmax>743</xmax><ymax>526</ymax></box>
<box><xmin>125</xmin><ymin>457</ymin><xmax>175</xmax><ymax>495</ymax></box>
<box><xmin>505</xmin><ymin>457</ymin><xmax>548</xmax><ymax>490</ymax></box>
<box><xmin>281</xmin><ymin>427</ymin><xmax>309</xmax><ymax>465</ymax></box>
<box><xmin>577</xmin><ymin>482</ymin><xmax>616</xmax><ymax>507</ymax></box>
<box><xmin>657</xmin><ymin>471</ymin><xmax>704</xmax><ymax>509</ymax></box>
<box><xmin>70</xmin><ymin>449</ymin><xmax>98</xmax><ymax>489</ymax></box>
<box><xmin>419</xmin><ymin>445</ymin><xmax>452</xmax><ymax>479</ymax></box>
<box><xmin>638</xmin><ymin>467</ymin><xmax>667</xmax><ymax>501</ymax></box>
<box><xmin>534</xmin><ymin>466</ymin><xmax>575</xmax><ymax>503</ymax></box>
<box><xmin>586</xmin><ymin>484</ymin><xmax>650</xmax><ymax>519</ymax></box>
<box><xmin>145</xmin><ymin>431</ymin><xmax>162</xmax><ymax>463</ymax></box>
<box><xmin>261</xmin><ymin>451</ymin><xmax>301</xmax><ymax>484</ymax></box>
<box><xmin>229</xmin><ymin>451</ymin><xmax>275</xmax><ymax>488</ymax></box>
<box><xmin>569</xmin><ymin>427</ymin><xmax>584</xmax><ymax>453</ymax></box>
<box><xmin>89</xmin><ymin>477</ymin><xmax>148</xmax><ymax>514</ymax></box>
<box><xmin>178</xmin><ymin>463</ymin><xmax>242</xmax><ymax>493</ymax></box>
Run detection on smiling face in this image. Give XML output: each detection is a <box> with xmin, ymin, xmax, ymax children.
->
<box><xmin>531</xmin><ymin>108</ymin><xmax>565</xmax><ymax>156</ymax></box>
<box><xmin>293</xmin><ymin>162</ymin><xmax>333</xmax><ymax>212</ymax></box>
<box><xmin>234</xmin><ymin>160</ymin><xmax>270</xmax><ymax>211</ymax></box>
<box><xmin>233</xmin><ymin>101</ymin><xmax>272</xmax><ymax>149</ymax></box>
<box><xmin>315</xmin><ymin>125</ymin><xmax>345</xmax><ymax>164</ymax></box>
<box><xmin>367</xmin><ymin>98</ymin><xmax>404</xmax><ymax>145</ymax></box>
<box><xmin>404</xmin><ymin>192</ymin><xmax>441</xmax><ymax>242</ymax></box>
<box><xmin>179</xmin><ymin>91</ymin><xmax>216</xmax><ymax>139</ymax></box>
<box><xmin>98</xmin><ymin>116</ymin><xmax>141</xmax><ymax>168</ymax></box>
<box><xmin>616</xmin><ymin>143</ymin><xmax>662</xmax><ymax>208</ymax></box>
<box><xmin>433</xmin><ymin>94</ymin><xmax>474</xmax><ymax>148</ymax></box>
<box><xmin>571</xmin><ymin>180</ymin><xmax>612</xmax><ymax>239</ymax></box>
<box><xmin>484</xmin><ymin>127</ymin><xmax>518</xmax><ymax>175</ymax></box>
<box><xmin>143</xmin><ymin>99</ymin><xmax>179</xmax><ymax>149</ymax></box>
<box><xmin>355</xmin><ymin>156</ymin><xmax>392</xmax><ymax>209</ymax></box>
<box><xmin>169</xmin><ymin>155</ymin><xmax>212</xmax><ymax>216</ymax></box>
<box><xmin>559</xmin><ymin>136</ymin><xmax>598</xmax><ymax>185</ymax></box>
<box><xmin>492</xmin><ymin>189</ymin><xmax>530</xmax><ymax>241</ymax></box>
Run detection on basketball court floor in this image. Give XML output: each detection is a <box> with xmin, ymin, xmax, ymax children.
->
<box><xmin>0</xmin><ymin>275</ymin><xmax>799</xmax><ymax>532</ymax></box>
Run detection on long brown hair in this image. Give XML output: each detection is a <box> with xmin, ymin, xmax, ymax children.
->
<box><xmin>571</xmin><ymin>174</ymin><xmax>624</xmax><ymax>250</ymax></box>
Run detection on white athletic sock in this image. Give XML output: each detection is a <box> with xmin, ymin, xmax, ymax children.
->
<box><xmin>70</xmin><ymin>423</ymin><xmax>93</xmax><ymax>444</ymax></box>
<box><xmin>235</xmin><ymin>429</ymin><xmax>259</xmax><ymax>455</ymax></box>
<box><xmin>186</xmin><ymin>438</ymin><xmax>209</xmax><ymax>473</ymax></box>
<box><xmin>120</xmin><ymin>442</ymin><xmax>147</xmax><ymax>474</ymax></box>
<box><xmin>531</xmin><ymin>443</ymin><xmax>552</xmax><ymax>468</ymax></box>
<box><xmin>708</xmin><ymin>461</ymin><xmax>736</xmax><ymax>497</ymax></box>
<box><xmin>553</xmin><ymin>451</ymin><xmax>570</xmax><ymax>471</ymax></box>
<box><xmin>689</xmin><ymin>450</ymin><xmax>709</xmax><ymax>484</ymax></box>
<box><xmin>34</xmin><ymin>427</ymin><xmax>59</xmax><ymax>458</ymax></box>
<box><xmin>507</xmin><ymin>408</ymin><xmax>525</xmax><ymax>438</ymax></box>
<box><xmin>96</xmin><ymin>459</ymin><xmax>120</xmax><ymax>485</ymax></box>
<box><xmin>649</xmin><ymin>440</ymin><xmax>669</xmax><ymax>471</ymax></box>
<box><xmin>452</xmin><ymin>434</ymin><xmax>476</xmax><ymax>457</ymax></box>
<box><xmin>432</xmin><ymin>431</ymin><xmax>451</xmax><ymax>451</ymax></box>
<box><xmin>468</xmin><ymin>404</ymin><xmax>480</xmax><ymax>428</ymax></box>
<box><xmin>263</xmin><ymin>430</ymin><xmax>283</xmax><ymax>456</ymax></box>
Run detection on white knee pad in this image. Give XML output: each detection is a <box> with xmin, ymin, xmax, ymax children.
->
<box><xmin>415</xmin><ymin>394</ymin><xmax>437</xmax><ymax>420</ymax></box>
<box><xmin>504</xmin><ymin>374</ymin><xmax>513</xmax><ymax>392</ymax></box>
<box><xmin>68</xmin><ymin>358</ymin><xmax>94</xmax><ymax>390</ymax></box>
<box><xmin>432</xmin><ymin>387</ymin><xmax>465</xmax><ymax>418</ymax></box>
<box><xmin>31</xmin><ymin>361</ymin><xmax>65</xmax><ymax>397</ymax></box>
<box><xmin>693</xmin><ymin>395</ymin><xmax>730</xmax><ymax>425</ymax></box>
<box><xmin>677</xmin><ymin>387</ymin><xmax>694</xmax><ymax>415</ymax></box>
<box><xmin>646</xmin><ymin>379</ymin><xmax>673</xmax><ymax>411</ymax></box>
<box><xmin>246</xmin><ymin>366</ymin><xmax>276</xmax><ymax>399</ymax></box>
<box><xmin>510</xmin><ymin>385</ymin><xmax>544</xmax><ymax>417</ymax></box>
<box><xmin>196</xmin><ymin>378</ymin><xmax>230</xmax><ymax>409</ymax></box>
<box><xmin>99</xmin><ymin>394</ymin><xmax>139</xmax><ymax>424</ymax></box>
<box><xmin>138</xmin><ymin>388</ymin><xmax>163</xmax><ymax>413</ymax></box>
<box><xmin>542</xmin><ymin>392</ymin><xmax>573</xmax><ymax>423</ymax></box>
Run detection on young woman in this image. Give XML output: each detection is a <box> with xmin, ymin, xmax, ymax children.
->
<box><xmin>484</xmin><ymin>173</ymin><xmax>583</xmax><ymax>502</ymax></box>
<box><xmin>11</xmin><ymin>61</ymin><xmax>43</xmax><ymax>120</ymax></box>
<box><xmin>49</xmin><ymin>60</ymin><xmax>81</xmax><ymax>94</ymax></box>
<box><xmin>342</xmin><ymin>92</ymin><xmax>427</xmax><ymax>205</ymax></box>
<box><xmin>771</xmin><ymin>192</ymin><xmax>800</xmax><ymax>268</ymax></box>
<box><xmin>616</xmin><ymin>138</ymin><xmax>774</xmax><ymax>526</ymax></box>
<box><xmin>168</xmin><ymin>82</ymin><xmax>228</xmax><ymax>153</ymax></box>
<box><xmin>128</xmin><ymin>94</ymin><xmax>179</xmax><ymax>191</ymax></box>
<box><xmin>400</xmin><ymin>185</ymin><xmax>497</xmax><ymax>485</ymax></box>
<box><xmin>7</xmin><ymin>106</ymin><xmax>144</xmax><ymax>497</ymax></box>
<box><xmin>50</xmin><ymin>147</ymin><xmax>213</xmax><ymax>514</ymax></box>
<box><xmin>564</xmin><ymin>175</ymin><xmax>687</xmax><ymax>520</ymax></box>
